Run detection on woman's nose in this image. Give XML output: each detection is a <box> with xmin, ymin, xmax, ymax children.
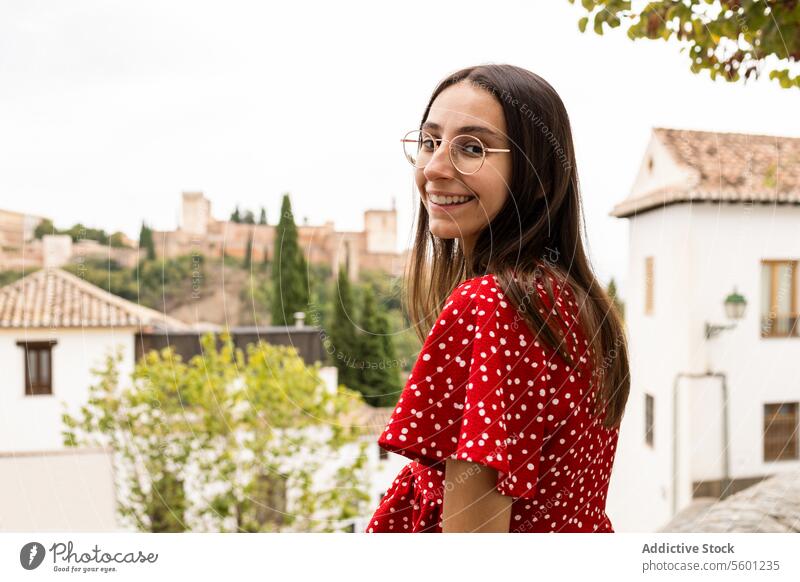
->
<box><xmin>423</xmin><ymin>140</ymin><xmax>457</xmax><ymax>180</ymax></box>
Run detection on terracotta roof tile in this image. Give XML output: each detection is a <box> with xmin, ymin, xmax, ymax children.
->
<box><xmin>611</xmin><ymin>128</ymin><xmax>800</xmax><ymax>218</ymax></box>
<box><xmin>0</xmin><ymin>268</ymin><xmax>188</xmax><ymax>330</ymax></box>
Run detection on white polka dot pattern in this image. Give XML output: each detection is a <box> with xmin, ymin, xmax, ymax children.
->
<box><xmin>366</xmin><ymin>273</ymin><xmax>620</xmax><ymax>533</ymax></box>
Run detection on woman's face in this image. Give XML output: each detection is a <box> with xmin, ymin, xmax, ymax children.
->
<box><xmin>416</xmin><ymin>80</ymin><xmax>512</xmax><ymax>256</ymax></box>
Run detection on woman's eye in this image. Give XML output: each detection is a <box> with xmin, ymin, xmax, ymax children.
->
<box><xmin>459</xmin><ymin>142</ymin><xmax>483</xmax><ymax>156</ymax></box>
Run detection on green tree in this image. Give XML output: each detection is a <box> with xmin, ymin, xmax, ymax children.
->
<box><xmin>270</xmin><ymin>193</ymin><xmax>309</xmax><ymax>326</ymax></box>
<box><xmin>607</xmin><ymin>277</ymin><xmax>625</xmax><ymax>321</ymax></box>
<box><xmin>355</xmin><ymin>286</ymin><xmax>401</xmax><ymax>407</ymax></box>
<box><xmin>138</xmin><ymin>222</ymin><xmax>156</xmax><ymax>261</ymax></box>
<box><xmin>243</xmin><ymin>232</ymin><xmax>253</xmax><ymax>269</ymax></box>
<box><xmin>374</xmin><ymin>299</ymin><xmax>402</xmax><ymax>405</ymax></box>
<box><xmin>569</xmin><ymin>0</ymin><xmax>800</xmax><ymax>88</ymax></box>
<box><xmin>328</xmin><ymin>266</ymin><xmax>360</xmax><ymax>391</ymax></box>
<box><xmin>62</xmin><ymin>334</ymin><xmax>371</xmax><ymax>532</ymax></box>
<box><xmin>34</xmin><ymin>218</ymin><xmax>55</xmax><ymax>239</ymax></box>
<box><xmin>109</xmin><ymin>232</ymin><xmax>127</xmax><ymax>248</ymax></box>
<box><xmin>239</xmin><ymin>265</ymin><xmax>272</xmax><ymax>326</ymax></box>
<box><xmin>243</xmin><ymin>210</ymin><xmax>256</xmax><ymax>225</ymax></box>
<box><xmin>230</xmin><ymin>206</ymin><xmax>242</xmax><ymax>223</ymax></box>
<box><xmin>259</xmin><ymin>207</ymin><xmax>268</xmax><ymax>225</ymax></box>
<box><xmin>64</xmin><ymin>254</ymin><xmax>206</xmax><ymax>310</ymax></box>
<box><xmin>34</xmin><ymin>219</ymin><xmax>132</xmax><ymax>247</ymax></box>
<box><xmin>357</xmin><ymin>269</ymin><xmax>417</xmax><ymax>375</ymax></box>
<box><xmin>62</xmin><ymin>223</ymin><xmax>109</xmax><ymax>244</ymax></box>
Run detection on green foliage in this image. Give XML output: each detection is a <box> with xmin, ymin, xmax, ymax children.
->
<box><xmin>239</xmin><ymin>262</ymin><xmax>272</xmax><ymax>325</ymax></box>
<box><xmin>303</xmin><ymin>263</ymin><xmax>335</xmax><ymax>365</ymax></box>
<box><xmin>326</xmin><ymin>269</ymin><xmax>405</xmax><ymax>406</ymax></box>
<box><xmin>356</xmin><ymin>269</ymin><xmax>418</xmax><ymax>374</ymax></box>
<box><xmin>62</xmin><ymin>333</ymin><xmax>371</xmax><ymax>532</ymax></box>
<box><xmin>607</xmin><ymin>277</ymin><xmax>625</xmax><ymax>321</ymax></box>
<box><xmin>34</xmin><ymin>218</ymin><xmax>55</xmax><ymax>239</ymax></box>
<box><xmin>62</xmin><ymin>254</ymin><xmax>206</xmax><ymax>311</ymax></box>
<box><xmin>231</xmin><ymin>205</ymin><xmax>266</xmax><ymax>225</ymax></box>
<box><xmin>328</xmin><ymin>267</ymin><xmax>361</xmax><ymax>391</ymax></box>
<box><xmin>139</xmin><ymin>222</ymin><xmax>156</xmax><ymax>260</ymax></box>
<box><xmin>34</xmin><ymin>218</ymin><xmax>129</xmax><ymax>248</ymax></box>
<box><xmin>109</xmin><ymin>232</ymin><xmax>127</xmax><ymax>248</ymax></box>
<box><xmin>243</xmin><ymin>232</ymin><xmax>253</xmax><ymax>269</ymax></box>
<box><xmin>569</xmin><ymin>0</ymin><xmax>800</xmax><ymax>88</ymax></box>
<box><xmin>0</xmin><ymin>269</ymin><xmax>30</xmax><ymax>287</ymax></box>
<box><xmin>355</xmin><ymin>286</ymin><xmax>402</xmax><ymax>407</ymax></box>
<box><xmin>271</xmin><ymin>193</ymin><xmax>309</xmax><ymax>326</ymax></box>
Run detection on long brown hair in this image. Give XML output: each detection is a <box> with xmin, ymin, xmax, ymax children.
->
<box><xmin>403</xmin><ymin>64</ymin><xmax>630</xmax><ymax>428</ymax></box>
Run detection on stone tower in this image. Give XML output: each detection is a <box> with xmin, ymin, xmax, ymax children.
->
<box><xmin>363</xmin><ymin>207</ymin><xmax>397</xmax><ymax>254</ymax></box>
<box><xmin>181</xmin><ymin>191</ymin><xmax>211</xmax><ymax>236</ymax></box>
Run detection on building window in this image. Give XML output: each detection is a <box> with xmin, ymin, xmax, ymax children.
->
<box><xmin>763</xmin><ymin>403</ymin><xmax>798</xmax><ymax>461</ymax></box>
<box><xmin>644</xmin><ymin>393</ymin><xmax>654</xmax><ymax>447</ymax></box>
<box><xmin>761</xmin><ymin>260</ymin><xmax>798</xmax><ymax>338</ymax></box>
<box><xmin>644</xmin><ymin>256</ymin><xmax>654</xmax><ymax>315</ymax></box>
<box><xmin>17</xmin><ymin>340</ymin><xmax>56</xmax><ymax>395</ymax></box>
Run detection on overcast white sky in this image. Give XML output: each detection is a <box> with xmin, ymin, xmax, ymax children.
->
<box><xmin>1</xmin><ymin>0</ymin><xmax>797</xmax><ymax>298</ymax></box>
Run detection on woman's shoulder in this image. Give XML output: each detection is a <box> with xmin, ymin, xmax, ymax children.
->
<box><xmin>446</xmin><ymin>273</ymin><xmax>502</xmax><ymax>303</ymax></box>
<box><xmin>440</xmin><ymin>274</ymin><xmax>509</xmax><ymax>320</ymax></box>
<box><xmin>438</xmin><ymin>271</ymin><xmax>585</xmax><ymax>343</ymax></box>
<box><xmin>446</xmin><ymin>271</ymin><xmax>578</xmax><ymax>315</ymax></box>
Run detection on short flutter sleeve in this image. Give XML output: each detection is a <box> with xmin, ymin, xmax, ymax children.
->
<box><xmin>378</xmin><ymin>274</ymin><xmax>545</xmax><ymax>499</ymax></box>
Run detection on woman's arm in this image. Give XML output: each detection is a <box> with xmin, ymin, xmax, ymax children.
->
<box><xmin>441</xmin><ymin>459</ymin><xmax>512</xmax><ymax>532</ymax></box>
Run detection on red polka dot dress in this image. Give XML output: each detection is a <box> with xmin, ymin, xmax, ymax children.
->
<box><xmin>365</xmin><ymin>272</ymin><xmax>619</xmax><ymax>533</ymax></box>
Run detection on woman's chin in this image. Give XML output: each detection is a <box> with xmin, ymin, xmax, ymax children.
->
<box><xmin>428</xmin><ymin>226</ymin><xmax>464</xmax><ymax>241</ymax></box>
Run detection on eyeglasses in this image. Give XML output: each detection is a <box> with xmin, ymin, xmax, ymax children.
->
<box><xmin>401</xmin><ymin>129</ymin><xmax>511</xmax><ymax>175</ymax></box>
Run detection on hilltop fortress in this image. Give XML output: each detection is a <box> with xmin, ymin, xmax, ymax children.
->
<box><xmin>152</xmin><ymin>192</ymin><xmax>406</xmax><ymax>280</ymax></box>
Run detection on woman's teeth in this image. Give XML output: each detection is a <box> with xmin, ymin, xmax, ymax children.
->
<box><xmin>430</xmin><ymin>194</ymin><xmax>473</xmax><ymax>205</ymax></box>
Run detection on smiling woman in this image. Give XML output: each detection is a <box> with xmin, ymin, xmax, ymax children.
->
<box><xmin>364</xmin><ymin>63</ymin><xmax>630</xmax><ymax>533</ymax></box>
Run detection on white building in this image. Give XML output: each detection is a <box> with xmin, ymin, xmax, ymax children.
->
<box><xmin>0</xmin><ymin>267</ymin><xmax>187</xmax><ymax>530</ymax></box>
<box><xmin>605</xmin><ymin>128</ymin><xmax>800</xmax><ymax>531</ymax></box>
<box><xmin>0</xmin><ymin>267</ymin><xmax>187</xmax><ymax>454</ymax></box>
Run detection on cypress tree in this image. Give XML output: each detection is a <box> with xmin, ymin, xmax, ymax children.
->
<box><xmin>139</xmin><ymin>222</ymin><xmax>156</xmax><ymax>261</ymax></box>
<box><xmin>374</xmin><ymin>306</ymin><xmax>402</xmax><ymax>406</ymax></box>
<box><xmin>270</xmin><ymin>193</ymin><xmax>309</xmax><ymax>326</ymax></box>
<box><xmin>259</xmin><ymin>207</ymin><xmax>267</xmax><ymax>225</ymax></box>
<box><xmin>355</xmin><ymin>286</ymin><xmax>402</xmax><ymax>406</ymax></box>
<box><xmin>329</xmin><ymin>266</ymin><xmax>360</xmax><ymax>392</ymax></box>
<box><xmin>607</xmin><ymin>277</ymin><xmax>625</xmax><ymax>320</ymax></box>
<box><xmin>243</xmin><ymin>232</ymin><xmax>253</xmax><ymax>269</ymax></box>
<box><xmin>231</xmin><ymin>206</ymin><xmax>242</xmax><ymax>223</ymax></box>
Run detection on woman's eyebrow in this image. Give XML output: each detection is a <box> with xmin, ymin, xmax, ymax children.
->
<box><xmin>421</xmin><ymin>121</ymin><xmax>503</xmax><ymax>140</ymax></box>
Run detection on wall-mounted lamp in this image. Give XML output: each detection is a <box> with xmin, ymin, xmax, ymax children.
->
<box><xmin>705</xmin><ymin>287</ymin><xmax>747</xmax><ymax>339</ymax></box>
